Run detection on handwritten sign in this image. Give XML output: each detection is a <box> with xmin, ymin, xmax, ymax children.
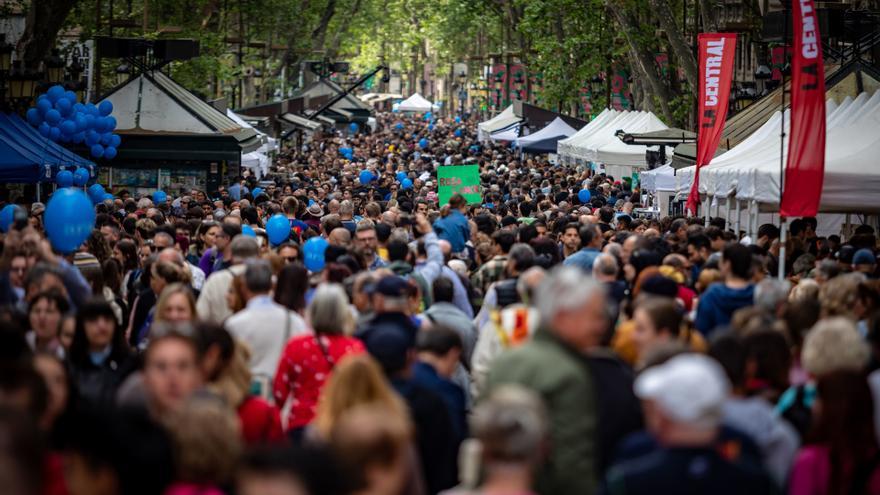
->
<box><xmin>437</xmin><ymin>165</ymin><xmax>482</xmax><ymax>206</ymax></box>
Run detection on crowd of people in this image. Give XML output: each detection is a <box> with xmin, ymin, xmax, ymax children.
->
<box><xmin>1</xmin><ymin>111</ymin><xmax>879</xmax><ymax>495</ymax></box>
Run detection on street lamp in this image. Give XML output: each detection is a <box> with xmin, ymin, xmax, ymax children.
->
<box><xmin>7</xmin><ymin>62</ymin><xmax>41</xmax><ymax>101</ymax></box>
<box><xmin>0</xmin><ymin>34</ymin><xmax>12</xmax><ymax>73</ymax></box>
<box><xmin>45</xmin><ymin>49</ymin><xmax>66</xmax><ymax>84</ymax></box>
<box><xmin>115</xmin><ymin>62</ymin><xmax>131</xmax><ymax>86</ymax></box>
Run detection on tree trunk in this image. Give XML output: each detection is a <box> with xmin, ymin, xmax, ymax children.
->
<box><xmin>649</xmin><ymin>0</ymin><xmax>698</xmax><ymax>89</ymax></box>
<box><xmin>18</xmin><ymin>0</ymin><xmax>81</xmax><ymax>67</ymax></box>
<box><xmin>311</xmin><ymin>0</ymin><xmax>338</xmax><ymax>51</ymax></box>
<box><xmin>607</xmin><ymin>2</ymin><xmax>675</xmax><ymax>123</ymax></box>
<box><xmin>699</xmin><ymin>0</ymin><xmax>718</xmax><ymax>32</ymax></box>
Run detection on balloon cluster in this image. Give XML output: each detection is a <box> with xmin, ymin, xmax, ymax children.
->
<box><xmin>55</xmin><ymin>166</ymin><xmax>92</xmax><ymax>188</ymax></box>
<box><xmin>25</xmin><ymin>85</ymin><xmax>121</xmax><ymax>160</ymax></box>
<box><xmin>87</xmin><ymin>183</ymin><xmax>109</xmax><ymax>204</ymax></box>
<box><xmin>339</xmin><ymin>146</ymin><xmax>354</xmax><ymax>160</ymax></box>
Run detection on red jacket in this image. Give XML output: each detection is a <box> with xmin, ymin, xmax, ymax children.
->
<box><xmin>237</xmin><ymin>396</ymin><xmax>284</xmax><ymax>445</ymax></box>
<box><xmin>272</xmin><ymin>333</ymin><xmax>365</xmax><ymax>430</ymax></box>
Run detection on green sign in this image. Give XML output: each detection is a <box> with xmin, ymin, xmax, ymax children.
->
<box><xmin>437</xmin><ymin>165</ymin><xmax>482</xmax><ymax>206</ymax></box>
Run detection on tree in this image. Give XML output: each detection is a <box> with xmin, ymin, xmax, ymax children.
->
<box><xmin>18</xmin><ymin>0</ymin><xmax>82</xmax><ymax>67</ymax></box>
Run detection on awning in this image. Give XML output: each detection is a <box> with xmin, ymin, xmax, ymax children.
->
<box><xmin>0</xmin><ymin>113</ymin><xmax>95</xmax><ymax>182</ymax></box>
<box><xmin>279</xmin><ymin>113</ymin><xmax>322</xmax><ymax>132</ymax></box>
<box><xmin>618</xmin><ymin>128</ymin><xmax>696</xmax><ymax>146</ymax></box>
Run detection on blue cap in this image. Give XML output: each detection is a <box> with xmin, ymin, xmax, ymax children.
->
<box><xmin>853</xmin><ymin>248</ymin><xmax>876</xmax><ymax>266</ymax></box>
<box><xmin>366</xmin><ymin>275</ymin><xmax>411</xmax><ymax>298</ymax></box>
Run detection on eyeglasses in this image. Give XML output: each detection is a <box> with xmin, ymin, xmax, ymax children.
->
<box><xmin>283</xmin><ymin>256</ymin><xmax>298</xmax><ymax>263</ymax></box>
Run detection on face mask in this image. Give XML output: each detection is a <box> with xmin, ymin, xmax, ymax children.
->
<box><xmin>542</xmin><ymin>186</ymin><xmax>551</xmax><ymax>195</ymax></box>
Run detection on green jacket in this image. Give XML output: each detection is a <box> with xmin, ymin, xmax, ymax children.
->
<box><xmin>485</xmin><ymin>328</ymin><xmax>597</xmax><ymax>495</ymax></box>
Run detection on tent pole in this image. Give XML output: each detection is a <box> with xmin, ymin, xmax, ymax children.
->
<box><xmin>778</xmin><ymin>217</ymin><xmax>787</xmax><ymax>280</ymax></box>
<box><xmin>845</xmin><ymin>212</ymin><xmax>852</xmax><ymax>240</ymax></box>
<box><xmin>36</xmin><ymin>183</ymin><xmax>41</xmax><ymax>203</ymax></box>
<box><xmin>726</xmin><ymin>195</ymin><xmax>733</xmax><ymax>230</ymax></box>
<box><xmin>748</xmin><ymin>200</ymin><xmax>756</xmax><ymax>240</ymax></box>
<box><xmin>704</xmin><ymin>194</ymin><xmax>711</xmax><ymax>227</ymax></box>
<box><xmin>734</xmin><ymin>199</ymin><xmax>741</xmax><ymax>239</ymax></box>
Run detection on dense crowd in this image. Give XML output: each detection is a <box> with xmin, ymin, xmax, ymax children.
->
<box><xmin>1</xmin><ymin>112</ymin><xmax>879</xmax><ymax>495</ymax></box>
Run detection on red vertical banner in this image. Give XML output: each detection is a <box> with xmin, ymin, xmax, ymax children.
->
<box><xmin>781</xmin><ymin>0</ymin><xmax>826</xmax><ymax>217</ymax></box>
<box><xmin>686</xmin><ymin>33</ymin><xmax>737</xmax><ymax>215</ymax></box>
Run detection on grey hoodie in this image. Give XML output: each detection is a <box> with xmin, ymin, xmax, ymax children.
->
<box><xmin>723</xmin><ymin>396</ymin><xmax>800</xmax><ymax>487</ymax></box>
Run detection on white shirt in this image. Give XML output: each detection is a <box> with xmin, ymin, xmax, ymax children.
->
<box><xmin>224</xmin><ymin>295</ymin><xmax>307</xmax><ymax>378</ymax></box>
<box><xmin>196</xmin><ymin>265</ymin><xmax>245</xmax><ymax>324</ymax></box>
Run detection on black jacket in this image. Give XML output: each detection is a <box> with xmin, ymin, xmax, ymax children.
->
<box><xmin>68</xmin><ymin>350</ymin><xmax>137</xmax><ymax>408</ymax></box>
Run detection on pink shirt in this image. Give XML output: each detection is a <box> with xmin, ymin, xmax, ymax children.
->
<box><xmin>789</xmin><ymin>446</ymin><xmax>880</xmax><ymax>495</ymax></box>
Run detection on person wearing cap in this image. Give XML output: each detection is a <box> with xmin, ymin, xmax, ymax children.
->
<box><xmin>357</xmin><ymin>275</ymin><xmax>459</xmax><ymax>494</ymax></box>
<box><xmin>853</xmin><ymin>248</ymin><xmax>877</xmax><ymax>277</ymax></box>
<box><xmin>485</xmin><ymin>266</ymin><xmax>606</xmax><ymax>495</ymax></box>
<box><xmin>433</xmin><ymin>193</ymin><xmax>471</xmax><ymax>254</ymax></box>
<box><xmin>605</xmin><ymin>354</ymin><xmax>775</xmax><ymax>494</ymax></box>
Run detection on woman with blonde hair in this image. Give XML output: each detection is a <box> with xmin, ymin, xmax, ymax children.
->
<box><xmin>155</xmin><ymin>283</ymin><xmax>198</xmax><ymax>325</ymax></box>
<box><xmin>313</xmin><ymin>354</ymin><xmax>408</xmax><ymax>440</ymax></box>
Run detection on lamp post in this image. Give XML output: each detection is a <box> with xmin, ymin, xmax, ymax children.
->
<box><xmin>457</xmin><ymin>70</ymin><xmax>467</xmax><ymax>117</ymax></box>
<box><xmin>115</xmin><ymin>62</ymin><xmax>131</xmax><ymax>86</ymax></box>
<box><xmin>44</xmin><ymin>49</ymin><xmax>66</xmax><ymax>85</ymax></box>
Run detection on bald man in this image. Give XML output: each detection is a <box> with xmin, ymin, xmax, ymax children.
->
<box><xmin>328</xmin><ymin>227</ymin><xmax>352</xmax><ymax>247</ymax></box>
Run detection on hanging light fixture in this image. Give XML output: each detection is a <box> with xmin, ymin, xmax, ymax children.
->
<box><xmin>115</xmin><ymin>62</ymin><xmax>131</xmax><ymax>85</ymax></box>
<box><xmin>0</xmin><ymin>34</ymin><xmax>12</xmax><ymax>73</ymax></box>
<box><xmin>44</xmin><ymin>48</ymin><xmax>65</xmax><ymax>84</ymax></box>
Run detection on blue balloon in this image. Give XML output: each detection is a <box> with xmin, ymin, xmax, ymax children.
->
<box><xmin>455</xmin><ymin>116</ymin><xmax>461</xmax><ymax>123</ymax></box>
<box><xmin>64</xmin><ymin>90</ymin><xmax>77</xmax><ymax>104</ymax></box>
<box><xmin>87</xmin><ymin>184</ymin><xmax>104</xmax><ymax>202</ymax></box>
<box><xmin>241</xmin><ymin>224</ymin><xmax>256</xmax><ymax>237</ymax></box>
<box><xmin>106</xmin><ymin>116</ymin><xmax>117</xmax><ymax>131</ymax></box>
<box><xmin>37</xmin><ymin>98</ymin><xmax>52</xmax><ymax>115</ymax></box>
<box><xmin>394</xmin><ymin>122</ymin><xmax>404</xmax><ymax>131</ymax></box>
<box><xmin>418</xmin><ymin>138</ymin><xmax>428</xmax><ymax>149</ymax></box>
<box><xmin>98</xmin><ymin>100</ymin><xmax>113</xmax><ymax>116</ymax></box>
<box><xmin>94</xmin><ymin>117</ymin><xmax>109</xmax><ymax>133</ymax></box>
<box><xmin>26</xmin><ymin>108</ymin><xmax>42</xmax><ymax>126</ymax></box>
<box><xmin>103</xmin><ymin>146</ymin><xmax>117</xmax><ymax>159</ymax></box>
<box><xmin>75</xmin><ymin>114</ymin><xmax>88</xmax><ymax>131</ymax></box>
<box><xmin>55</xmin><ymin>170</ymin><xmax>74</xmax><ymax>188</ymax></box>
<box><xmin>45</xmin><ymin>188</ymin><xmax>95</xmax><ymax>253</ymax></box>
<box><xmin>0</xmin><ymin>205</ymin><xmax>21</xmax><ymax>233</ymax></box>
<box><xmin>38</xmin><ymin>122</ymin><xmax>51</xmax><ymax>137</ymax></box>
<box><xmin>578</xmin><ymin>189</ymin><xmax>591</xmax><ymax>203</ymax></box>
<box><xmin>49</xmin><ymin>127</ymin><xmax>61</xmax><ymax>141</ymax></box>
<box><xmin>84</xmin><ymin>114</ymin><xmax>96</xmax><ymax>129</ymax></box>
<box><xmin>102</xmin><ymin>193</ymin><xmax>114</xmax><ymax>202</ymax></box>
<box><xmin>109</xmin><ymin>134</ymin><xmax>121</xmax><ymax>148</ymax></box>
<box><xmin>424</xmin><ymin>112</ymin><xmax>432</xmax><ymax>121</ymax></box>
<box><xmin>90</xmin><ymin>144</ymin><xmax>104</xmax><ymax>158</ymax></box>
<box><xmin>84</xmin><ymin>103</ymin><xmax>98</xmax><ymax>116</ymax></box>
<box><xmin>55</xmin><ymin>98</ymin><xmax>72</xmax><ymax>115</ymax></box>
<box><xmin>252</xmin><ymin>187</ymin><xmax>263</xmax><ymax>197</ymax></box>
<box><xmin>359</xmin><ymin>170</ymin><xmax>373</xmax><ymax>185</ymax></box>
<box><xmin>153</xmin><ymin>191</ymin><xmax>167</xmax><ymax>204</ymax></box>
<box><xmin>401</xmin><ymin>178</ymin><xmax>413</xmax><ymax>190</ymax></box>
<box><xmin>73</xmin><ymin>168</ymin><xmax>89</xmax><ymax>187</ymax></box>
<box><xmin>266</xmin><ymin>214</ymin><xmax>290</xmax><ymax>246</ymax></box>
<box><xmin>454</xmin><ymin>128</ymin><xmax>462</xmax><ymax>137</ymax></box>
<box><xmin>428</xmin><ymin>124</ymin><xmax>434</xmax><ymax>131</ymax></box>
<box><xmin>396</xmin><ymin>171</ymin><xmax>407</xmax><ymax>182</ymax></box>
<box><xmin>73</xmin><ymin>102</ymin><xmax>84</xmax><ymax>114</ymax></box>
<box><xmin>46</xmin><ymin>85</ymin><xmax>65</xmax><ymax>103</ymax></box>
<box><xmin>45</xmin><ymin>109</ymin><xmax>61</xmax><ymax>125</ymax></box>
<box><xmin>85</xmin><ymin>130</ymin><xmax>100</xmax><ymax>146</ymax></box>
<box><xmin>60</xmin><ymin>120</ymin><xmax>77</xmax><ymax>136</ymax></box>
<box><xmin>349</xmin><ymin>122</ymin><xmax>358</xmax><ymax>133</ymax></box>
<box><xmin>72</xmin><ymin>132</ymin><xmax>85</xmax><ymax>144</ymax></box>
<box><xmin>303</xmin><ymin>236</ymin><xmax>328</xmax><ymax>272</ymax></box>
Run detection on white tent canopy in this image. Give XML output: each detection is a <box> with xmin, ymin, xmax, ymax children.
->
<box><xmin>397</xmin><ymin>93</ymin><xmax>434</xmax><ymax>113</ymax></box>
<box><xmin>678</xmin><ymin>90</ymin><xmax>880</xmax><ymax>215</ymax></box>
<box><xmin>490</xmin><ymin>124</ymin><xmax>520</xmax><ymax>142</ymax></box>
<box><xmin>557</xmin><ymin>109</ymin><xmax>618</xmax><ymax>157</ymax></box>
<box><xmin>641</xmin><ymin>164</ymin><xmax>676</xmax><ymax>192</ymax></box>
<box><xmin>515</xmin><ymin>117</ymin><xmax>577</xmax><ymax>150</ymax></box>
<box><xmin>478</xmin><ymin>105</ymin><xmax>522</xmax><ymax>141</ymax></box>
<box><xmin>227</xmin><ymin>109</ymin><xmax>275</xmax><ymax>179</ymax></box>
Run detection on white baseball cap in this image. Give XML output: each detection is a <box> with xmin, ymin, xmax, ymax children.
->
<box><xmin>634</xmin><ymin>354</ymin><xmax>729</xmax><ymax>426</ymax></box>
